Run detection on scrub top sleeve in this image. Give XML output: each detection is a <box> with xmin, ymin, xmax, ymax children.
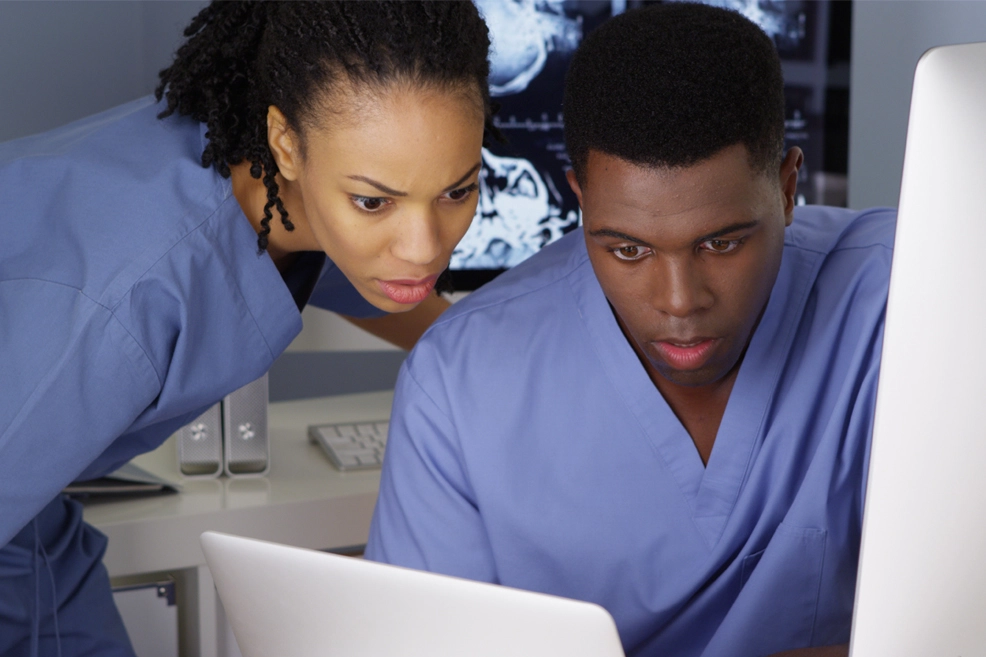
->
<box><xmin>306</xmin><ymin>258</ymin><xmax>387</xmax><ymax>319</ymax></box>
<box><xmin>365</xmin><ymin>359</ymin><xmax>498</xmax><ymax>584</ymax></box>
<box><xmin>0</xmin><ymin>282</ymin><xmax>160</xmax><ymax>545</ymax></box>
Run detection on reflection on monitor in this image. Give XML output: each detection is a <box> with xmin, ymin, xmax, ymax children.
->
<box><xmin>451</xmin><ymin>0</ymin><xmax>851</xmax><ymax>291</ymax></box>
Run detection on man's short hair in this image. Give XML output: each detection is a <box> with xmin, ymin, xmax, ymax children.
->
<box><xmin>563</xmin><ymin>2</ymin><xmax>786</xmax><ymax>183</ymax></box>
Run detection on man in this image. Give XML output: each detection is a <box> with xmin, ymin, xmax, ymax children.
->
<box><xmin>365</xmin><ymin>4</ymin><xmax>893</xmax><ymax>656</ymax></box>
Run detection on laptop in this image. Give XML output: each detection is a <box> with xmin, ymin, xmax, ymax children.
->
<box><xmin>849</xmin><ymin>42</ymin><xmax>986</xmax><ymax>656</ymax></box>
<box><xmin>200</xmin><ymin>531</ymin><xmax>625</xmax><ymax>657</ymax></box>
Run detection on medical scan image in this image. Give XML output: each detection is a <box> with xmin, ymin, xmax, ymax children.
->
<box><xmin>452</xmin><ymin>0</ymin><xmax>604</xmax><ymax>273</ymax></box>
<box><xmin>452</xmin><ymin>147</ymin><xmax>580</xmax><ymax>269</ymax></box>
<box><xmin>453</xmin><ymin>0</ymin><xmax>828</xmax><ymax>277</ymax></box>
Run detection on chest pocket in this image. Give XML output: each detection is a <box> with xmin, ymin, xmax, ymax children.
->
<box><xmin>703</xmin><ymin>524</ymin><xmax>828</xmax><ymax>657</ymax></box>
<box><xmin>741</xmin><ymin>548</ymin><xmax>766</xmax><ymax>587</ymax></box>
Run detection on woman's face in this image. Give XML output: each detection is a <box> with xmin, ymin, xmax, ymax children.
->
<box><xmin>271</xmin><ymin>84</ymin><xmax>485</xmax><ymax>312</ymax></box>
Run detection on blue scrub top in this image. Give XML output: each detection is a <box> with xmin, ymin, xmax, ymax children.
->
<box><xmin>0</xmin><ymin>96</ymin><xmax>384</xmax><ymax>654</ymax></box>
<box><xmin>367</xmin><ymin>206</ymin><xmax>896</xmax><ymax>657</ymax></box>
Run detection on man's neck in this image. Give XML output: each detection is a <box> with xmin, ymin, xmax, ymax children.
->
<box><xmin>651</xmin><ymin>367</ymin><xmax>739</xmax><ymax>466</ymax></box>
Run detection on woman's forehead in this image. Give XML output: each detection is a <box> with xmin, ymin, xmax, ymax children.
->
<box><xmin>302</xmin><ymin>76</ymin><xmax>484</xmax><ymax>135</ymax></box>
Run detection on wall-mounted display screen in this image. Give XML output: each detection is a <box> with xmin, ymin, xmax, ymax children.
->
<box><xmin>451</xmin><ymin>0</ymin><xmax>851</xmax><ymax>291</ymax></box>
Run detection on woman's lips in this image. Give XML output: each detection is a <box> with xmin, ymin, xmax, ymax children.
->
<box><xmin>652</xmin><ymin>338</ymin><xmax>718</xmax><ymax>371</ymax></box>
<box><xmin>377</xmin><ymin>275</ymin><xmax>438</xmax><ymax>305</ymax></box>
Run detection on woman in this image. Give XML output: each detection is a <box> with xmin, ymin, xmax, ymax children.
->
<box><xmin>0</xmin><ymin>2</ymin><xmax>493</xmax><ymax>655</ymax></box>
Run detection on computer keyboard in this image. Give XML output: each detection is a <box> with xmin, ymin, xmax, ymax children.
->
<box><xmin>308</xmin><ymin>420</ymin><xmax>389</xmax><ymax>471</ymax></box>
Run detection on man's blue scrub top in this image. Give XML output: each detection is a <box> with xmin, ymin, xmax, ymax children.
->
<box><xmin>0</xmin><ymin>97</ymin><xmax>382</xmax><ymax>654</ymax></box>
<box><xmin>367</xmin><ymin>206</ymin><xmax>896</xmax><ymax>657</ymax></box>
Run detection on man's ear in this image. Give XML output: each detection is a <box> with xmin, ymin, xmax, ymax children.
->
<box><xmin>565</xmin><ymin>169</ymin><xmax>584</xmax><ymax>209</ymax></box>
<box><xmin>779</xmin><ymin>147</ymin><xmax>804</xmax><ymax>226</ymax></box>
<box><xmin>267</xmin><ymin>106</ymin><xmax>301</xmax><ymax>182</ymax></box>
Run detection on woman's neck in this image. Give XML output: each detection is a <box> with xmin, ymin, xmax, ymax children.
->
<box><xmin>229</xmin><ymin>162</ymin><xmax>308</xmax><ymax>272</ymax></box>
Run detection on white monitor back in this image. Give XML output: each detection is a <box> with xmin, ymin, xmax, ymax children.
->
<box><xmin>850</xmin><ymin>41</ymin><xmax>986</xmax><ymax>656</ymax></box>
<box><xmin>200</xmin><ymin>531</ymin><xmax>625</xmax><ymax>657</ymax></box>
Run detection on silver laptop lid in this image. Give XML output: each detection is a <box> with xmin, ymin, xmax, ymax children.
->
<box><xmin>850</xmin><ymin>41</ymin><xmax>986</xmax><ymax>656</ymax></box>
<box><xmin>201</xmin><ymin>531</ymin><xmax>624</xmax><ymax>657</ymax></box>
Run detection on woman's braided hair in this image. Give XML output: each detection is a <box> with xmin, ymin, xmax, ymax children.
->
<box><xmin>156</xmin><ymin>1</ymin><xmax>494</xmax><ymax>252</ymax></box>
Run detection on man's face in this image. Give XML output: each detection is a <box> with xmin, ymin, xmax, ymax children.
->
<box><xmin>567</xmin><ymin>144</ymin><xmax>801</xmax><ymax>392</ymax></box>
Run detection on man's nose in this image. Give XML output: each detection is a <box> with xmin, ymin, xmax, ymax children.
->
<box><xmin>651</xmin><ymin>257</ymin><xmax>714</xmax><ymax>318</ymax></box>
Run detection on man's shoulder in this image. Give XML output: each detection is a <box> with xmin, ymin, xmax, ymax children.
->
<box><xmin>402</xmin><ymin>231</ymin><xmax>589</xmax><ymax>382</ymax></box>
<box><xmin>786</xmin><ymin>205</ymin><xmax>896</xmax><ymax>256</ymax></box>
<box><xmin>436</xmin><ymin>230</ymin><xmax>587</xmax><ymax>330</ymax></box>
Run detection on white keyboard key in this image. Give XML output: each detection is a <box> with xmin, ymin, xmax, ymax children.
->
<box><xmin>336</xmin><ymin>424</ymin><xmax>359</xmax><ymax>438</ymax></box>
<box><xmin>308</xmin><ymin>420</ymin><xmax>389</xmax><ymax>471</ymax></box>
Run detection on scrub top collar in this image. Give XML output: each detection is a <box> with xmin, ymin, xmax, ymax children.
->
<box><xmin>207</xmin><ymin>173</ymin><xmax>326</xmax><ymax>361</ymax></box>
<box><xmin>566</xmin><ymin>233</ymin><xmax>825</xmax><ymax>548</ymax></box>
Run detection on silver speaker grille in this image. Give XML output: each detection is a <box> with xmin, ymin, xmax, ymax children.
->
<box><xmin>223</xmin><ymin>374</ymin><xmax>269</xmax><ymax>476</ymax></box>
<box><xmin>177</xmin><ymin>403</ymin><xmax>223</xmax><ymax>477</ymax></box>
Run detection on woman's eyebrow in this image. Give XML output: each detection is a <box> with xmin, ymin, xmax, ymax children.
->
<box><xmin>346</xmin><ymin>175</ymin><xmax>408</xmax><ymax>196</ymax></box>
<box><xmin>346</xmin><ymin>162</ymin><xmax>482</xmax><ymax>198</ymax></box>
<box><xmin>442</xmin><ymin>162</ymin><xmax>482</xmax><ymax>193</ymax></box>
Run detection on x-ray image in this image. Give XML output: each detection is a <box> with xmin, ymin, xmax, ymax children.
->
<box><xmin>452</xmin><ymin>0</ymin><xmax>844</xmax><ymax>285</ymax></box>
<box><xmin>669</xmin><ymin>0</ymin><xmax>814</xmax><ymax>58</ymax></box>
<box><xmin>452</xmin><ymin>1</ymin><xmax>616</xmax><ymax>280</ymax></box>
<box><xmin>452</xmin><ymin>147</ymin><xmax>579</xmax><ymax>269</ymax></box>
<box><xmin>477</xmin><ymin>0</ymin><xmax>583</xmax><ymax>96</ymax></box>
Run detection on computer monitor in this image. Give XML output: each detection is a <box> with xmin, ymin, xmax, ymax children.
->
<box><xmin>849</xmin><ymin>41</ymin><xmax>986</xmax><ymax>656</ymax></box>
<box><xmin>451</xmin><ymin>0</ymin><xmax>851</xmax><ymax>290</ymax></box>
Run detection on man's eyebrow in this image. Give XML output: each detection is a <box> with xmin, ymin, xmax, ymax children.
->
<box><xmin>693</xmin><ymin>221</ymin><xmax>760</xmax><ymax>244</ymax></box>
<box><xmin>587</xmin><ymin>228</ymin><xmax>649</xmax><ymax>244</ymax></box>
<box><xmin>346</xmin><ymin>162</ymin><xmax>482</xmax><ymax>198</ymax></box>
<box><xmin>588</xmin><ymin>221</ymin><xmax>760</xmax><ymax>246</ymax></box>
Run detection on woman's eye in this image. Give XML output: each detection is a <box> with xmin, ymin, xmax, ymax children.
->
<box><xmin>443</xmin><ymin>182</ymin><xmax>478</xmax><ymax>203</ymax></box>
<box><xmin>352</xmin><ymin>196</ymin><xmax>388</xmax><ymax>212</ymax></box>
<box><xmin>613</xmin><ymin>245</ymin><xmax>648</xmax><ymax>261</ymax></box>
<box><xmin>702</xmin><ymin>239</ymin><xmax>739</xmax><ymax>254</ymax></box>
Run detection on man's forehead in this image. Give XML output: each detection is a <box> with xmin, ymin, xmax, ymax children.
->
<box><xmin>579</xmin><ymin>146</ymin><xmax>772</xmax><ymax>230</ymax></box>
<box><xmin>581</xmin><ymin>145</ymin><xmax>761</xmax><ymax>186</ymax></box>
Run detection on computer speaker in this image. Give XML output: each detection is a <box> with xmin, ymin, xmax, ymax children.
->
<box><xmin>177</xmin><ymin>402</ymin><xmax>224</xmax><ymax>478</ymax></box>
<box><xmin>222</xmin><ymin>373</ymin><xmax>270</xmax><ymax>477</ymax></box>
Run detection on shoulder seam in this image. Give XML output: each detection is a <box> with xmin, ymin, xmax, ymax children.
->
<box><xmin>0</xmin><ymin>278</ymin><xmax>162</xmax><ymax>388</ymax></box>
<box><xmin>402</xmin><ymin>357</ymin><xmax>454</xmax><ymax>426</ymax></box>
<box><xmin>104</xmin><ymin>184</ymin><xmax>232</xmax><ymax>312</ymax></box>
<box><xmin>786</xmin><ymin>207</ymin><xmax>896</xmax><ymax>256</ymax></box>
<box><xmin>432</xmin><ymin>255</ymin><xmax>585</xmax><ymax>332</ymax></box>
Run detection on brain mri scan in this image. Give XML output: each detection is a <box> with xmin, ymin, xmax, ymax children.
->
<box><xmin>452</xmin><ymin>0</ymin><xmax>840</xmax><ymax>284</ymax></box>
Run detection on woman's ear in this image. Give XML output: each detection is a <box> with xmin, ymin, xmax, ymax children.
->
<box><xmin>267</xmin><ymin>106</ymin><xmax>301</xmax><ymax>181</ymax></box>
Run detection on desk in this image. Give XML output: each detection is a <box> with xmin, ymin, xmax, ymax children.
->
<box><xmin>84</xmin><ymin>391</ymin><xmax>392</xmax><ymax>657</ymax></box>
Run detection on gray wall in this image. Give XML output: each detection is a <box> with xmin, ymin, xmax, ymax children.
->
<box><xmin>0</xmin><ymin>1</ymin><xmax>205</xmax><ymax>143</ymax></box>
<box><xmin>8</xmin><ymin>1</ymin><xmax>986</xmax><ymax>209</ymax></box>
<box><xmin>848</xmin><ymin>0</ymin><xmax>986</xmax><ymax>210</ymax></box>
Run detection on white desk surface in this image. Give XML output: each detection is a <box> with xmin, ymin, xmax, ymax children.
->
<box><xmin>84</xmin><ymin>391</ymin><xmax>393</xmax><ymax>579</ymax></box>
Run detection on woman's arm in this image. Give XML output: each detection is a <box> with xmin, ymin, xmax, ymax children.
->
<box><xmin>339</xmin><ymin>294</ymin><xmax>451</xmax><ymax>351</ymax></box>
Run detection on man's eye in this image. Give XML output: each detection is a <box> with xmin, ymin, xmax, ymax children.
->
<box><xmin>352</xmin><ymin>196</ymin><xmax>388</xmax><ymax>212</ymax></box>
<box><xmin>613</xmin><ymin>245</ymin><xmax>647</xmax><ymax>261</ymax></box>
<box><xmin>702</xmin><ymin>239</ymin><xmax>739</xmax><ymax>253</ymax></box>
